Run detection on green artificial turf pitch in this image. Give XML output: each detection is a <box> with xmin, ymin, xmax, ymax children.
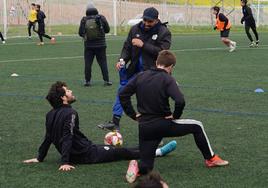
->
<box><xmin>0</xmin><ymin>32</ymin><xmax>267</xmax><ymax>188</ymax></box>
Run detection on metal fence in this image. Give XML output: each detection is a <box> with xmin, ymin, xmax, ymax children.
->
<box><xmin>1</xmin><ymin>0</ymin><xmax>268</xmax><ymax>37</ymax></box>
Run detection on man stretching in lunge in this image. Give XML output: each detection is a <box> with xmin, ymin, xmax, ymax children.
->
<box><xmin>119</xmin><ymin>50</ymin><xmax>229</xmax><ymax>183</ymax></box>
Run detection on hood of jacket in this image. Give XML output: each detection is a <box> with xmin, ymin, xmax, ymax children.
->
<box><xmin>86</xmin><ymin>7</ymin><xmax>98</xmax><ymax>16</ymax></box>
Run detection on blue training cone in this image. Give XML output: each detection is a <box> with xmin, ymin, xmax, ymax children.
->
<box><xmin>254</xmin><ymin>88</ymin><xmax>264</xmax><ymax>93</ymax></box>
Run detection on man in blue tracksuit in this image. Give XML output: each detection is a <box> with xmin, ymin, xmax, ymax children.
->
<box><xmin>97</xmin><ymin>7</ymin><xmax>171</xmax><ymax>131</ymax></box>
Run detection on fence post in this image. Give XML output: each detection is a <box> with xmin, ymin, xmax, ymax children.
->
<box><xmin>3</xmin><ymin>0</ymin><xmax>7</xmax><ymax>39</ymax></box>
<box><xmin>113</xmin><ymin>0</ymin><xmax>117</xmax><ymax>36</ymax></box>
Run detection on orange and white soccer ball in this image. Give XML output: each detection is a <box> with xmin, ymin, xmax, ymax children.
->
<box><xmin>104</xmin><ymin>131</ymin><xmax>123</xmax><ymax>146</ymax></box>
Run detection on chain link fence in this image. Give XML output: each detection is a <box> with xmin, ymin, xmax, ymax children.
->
<box><xmin>1</xmin><ymin>0</ymin><xmax>268</xmax><ymax>37</ymax></box>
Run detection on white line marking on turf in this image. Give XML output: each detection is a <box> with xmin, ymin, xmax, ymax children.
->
<box><xmin>173</xmin><ymin>45</ymin><xmax>268</xmax><ymax>52</ymax></box>
<box><xmin>0</xmin><ymin>37</ymin><xmax>126</xmax><ymax>46</ymax></box>
<box><xmin>0</xmin><ymin>53</ymin><xmax>119</xmax><ymax>63</ymax></box>
<box><xmin>1</xmin><ymin>46</ymin><xmax>268</xmax><ymax>63</ymax></box>
<box><xmin>1</xmin><ymin>40</ymin><xmax>82</xmax><ymax>46</ymax></box>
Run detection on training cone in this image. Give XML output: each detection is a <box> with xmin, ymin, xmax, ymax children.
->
<box><xmin>254</xmin><ymin>88</ymin><xmax>264</xmax><ymax>93</ymax></box>
<box><xmin>11</xmin><ymin>73</ymin><xmax>19</xmax><ymax>77</ymax></box>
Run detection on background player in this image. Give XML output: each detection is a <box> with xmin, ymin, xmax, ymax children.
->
<box><xmin>0</xmin><ymin>31</ymin><xmax>5</xmax><ymax>44</ymax></box>
<box><xmin>35</xmin><ymin>4</ymin><xmax>55</xmax><ymax>45</ymax></box>
<box><xmin>240</xmin><ymin>0</ymin><xmax>259</xmax><ymax>47</ymax></box>
<box><xmin>212</xmin><ymin>6</ymin><xmax>236</xmax><ymax>52</ymax></box>
<box><xmin>27</xmin><ymin>3</ymin><xmax>37</xmax><ymax>39</ymax></box>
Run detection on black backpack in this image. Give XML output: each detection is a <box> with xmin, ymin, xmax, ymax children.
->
<box><xmin>84</xmin><ymin>15</ymin><xmax>104</xmax><ymax>40</ymax></box>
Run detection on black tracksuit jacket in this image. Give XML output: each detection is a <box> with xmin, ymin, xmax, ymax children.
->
<box><xmin>121</xmin><ymin>22</ymin><xmax>171</xmax><ymax>79</ymax></box>
<box><xmin>119</xmin><ymin>68</ymin><xmax>185</xmax><ymax>123</ymax></box>
<box><xmin>36</xmin><ymin>10</ymin><xmax>46</xmax><ymax>25</ymax></box>
<box><xmin>241</xmin><ymin>5</ymin><xmax>256</xmax><ymax>26</ymax></box>
<box><xmin>37</xmin><ymin>104</ymin><xmax>95</xmax><ymax>164</ymax></box>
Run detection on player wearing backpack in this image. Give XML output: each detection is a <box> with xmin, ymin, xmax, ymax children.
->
<box><xmin>79</xmin><ymin>3</ymin><xmax>112</xmax><ymax>87</ymax></box>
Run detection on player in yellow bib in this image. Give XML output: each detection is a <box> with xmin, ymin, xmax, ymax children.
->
<box><xmin>27</xmin><ymin>3</ymin><xmax>37</xmax><ymax>39</ymax></box>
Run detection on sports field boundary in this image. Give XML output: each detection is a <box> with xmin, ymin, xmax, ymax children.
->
<box><xmin>1</xmin><ymin>45</ymin><xmax>268</xmax><ymax>64</ymax></box>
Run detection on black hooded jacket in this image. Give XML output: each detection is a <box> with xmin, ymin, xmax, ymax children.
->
<box><xmin>120</xmin><ymin>21</ymin><xmax>171</xmax><ymax>79</ymax></box>
<box><xmin>241</xmin><ymin>5</ymin><xmax>256</xmax><ymax>25</ymax></box>
<box><xmin>79</xmin><ymin>7</ymin><xmax>110</xmax><ymax>48</ymax></box>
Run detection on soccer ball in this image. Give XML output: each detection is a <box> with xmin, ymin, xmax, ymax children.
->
<box><xmin>104</xmin><ymin>131</ymin><xmax>123</xmax><ymax>146</ymax></box>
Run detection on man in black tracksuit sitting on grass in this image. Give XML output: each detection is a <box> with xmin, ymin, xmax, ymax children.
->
<box><xmin>23</xmin><ymin>81</ymin><xmax>176</xmax><ymax>174</ymax></box>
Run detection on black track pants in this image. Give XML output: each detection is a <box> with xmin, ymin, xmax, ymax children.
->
<box><xmin>138</xmin><ymin>119</ymin><xmax>214</xmax><ymax>174</ymax></box>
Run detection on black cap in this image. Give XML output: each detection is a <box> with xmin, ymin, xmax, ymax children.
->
<box><xmin>143</xmin><ymin>7</ymin><xmax>159</xmax><ymax>20</ymax></box>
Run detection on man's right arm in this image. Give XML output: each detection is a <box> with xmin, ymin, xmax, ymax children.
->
<box><xmin>23</xmin><ymin>117</ymin><xmax>52</xmax><ymax>163</ymax></box>
<box><xmin>78</xmin><ymin>18</ymin><xmax>86</xmax><ymax>37</ymax></box>
<box><xmin>120</xmin><ymin>28</ymin><xmax>133</xmax><ymax>63</ymax></box>
<box><xmin>37</xmin><ymin>116</ymin><xmax>52</xmax><ymax>162</ymax></box>
<box><xmin>119</xmin><ymin>76</ymin><xmax>138</xmax><ymax>121</ymax></box>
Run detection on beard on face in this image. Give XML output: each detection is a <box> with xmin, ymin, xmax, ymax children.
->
<box><xmin>67</xmin><ymin>96</ymin><xmax>76</xmax><ymax>104</ymax></box>
<box><xmin>144</xmin><ymin>25</ymin><xmax>152</xmax><ymax>30</ymax></box>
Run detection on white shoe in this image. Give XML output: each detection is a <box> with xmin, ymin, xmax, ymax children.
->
<box><xmin>37</xmin><ymin>42</ymin><xmax>44</xmax><ymax>46</ymax></box>
<box><xmin>255</xmin><ymin>40</ymin><xmax>259</xmax><ymax>47</ymax></box>
<box><xmin>249</xmin><ymin>41</ymin><xmax>255</xmax><ymax>48</ymax></box>
<box><xmin>2</xmin><ymin>41</ymin><xmax>5</xmax><ymax>44</ymax></box>
<box><xmin>232</xmin><ymin>41</ymin><xmax>237</xmax><ymax>48</ymax></box>
<box><xmin>229</xmin><ymin>42</ymin><xmax>236</xmax><ymax>52</ymax></box>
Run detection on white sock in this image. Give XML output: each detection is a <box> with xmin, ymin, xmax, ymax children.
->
<box><xmin>231</xmin><ymin>41</ymin><xmax>236</xmax><ymax>46</ymax></box>
<box><xmin>229</xmin><ymin>42</ymin><xmax>234</xmax><ymax>47</ymax></box>
<box><xmin>155</xmin><ymin>148</ymin><xmax>162</xmax><ymax>157</ymax></box>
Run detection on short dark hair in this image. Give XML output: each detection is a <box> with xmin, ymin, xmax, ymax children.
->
<box><xmin>133</xmin><ymin>172</ymin><xmax>165</xmax><ymax>188</ymax></box>
<box><xmin>36</xmin><ymin>4</ymin><xmax>41</xmax><ymax>9</ymax></box>
<box><xmin>46</xmin><ymin>81</ymin><xmax>67</xmax><ymax>109</ymax></box>
<box><xmin>31</xmin><ymin>3</ymin><xmax>35</xmax><ymax>6</ymax></box>
<box><xmin>241</xmin><ymin>0</ymin><xmax>248</xmax><ymax>4</ymax></box>
<box><xmin>212</xmin><ymin>6</ymin><xmax>220</xmax><ymax>12</ymax></box>
<box><xmin>156</xmin><ymin>50</ymin><xmax>176</xmax><ymax>67</ymax></box>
